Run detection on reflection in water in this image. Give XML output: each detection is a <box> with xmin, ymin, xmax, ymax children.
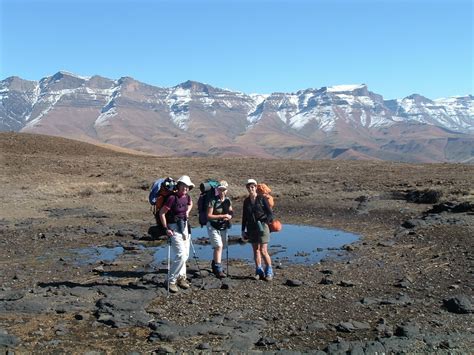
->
<box><xmin>72</xmin><ymin>225</ymin><xmax>358</xmax><ymax>266</ymax></box>
<box><xmin>73</xmin><ymin>246</ymin><xmax>124</xmax><ymax>265</ymax></box>
<box><xmin>153</xmin><ymin>224</ymin><xmax>358</xmax><ymax>265</ymax></box>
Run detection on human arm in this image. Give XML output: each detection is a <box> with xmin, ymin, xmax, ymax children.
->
<box><xmin>158</xmin><ymin>204</ymin><xmax>174</xmax><ymax>237</ymax></box>
<box><xmin>207</xmin><ymin>199</ymin><xmax>232</xmax><ymax>221</ymax></box>
<box><xmin>186</xmin><ymin>196</ymin><xmax>193</xmax><ymax>219</ymax></box>
<box><xmin>241</xmin><ymin>199</ymin><xmax>248</xmax><ymax>238</ymax></box>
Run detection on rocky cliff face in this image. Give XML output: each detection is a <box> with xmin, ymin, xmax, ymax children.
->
<box><xmin>1</xmin><ymin>71</ymin><xmax>472</xmax><ymax>162</ymax></box>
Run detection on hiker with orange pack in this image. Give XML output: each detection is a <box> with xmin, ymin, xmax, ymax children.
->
<box><xmin>241</xmin><ymin>178</ymin><xmax>275</xmax><ymax>281</ymax></box>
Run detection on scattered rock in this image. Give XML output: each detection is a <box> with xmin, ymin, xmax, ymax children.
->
<box><xmin>336</xmin><ymin>322</ymin><xmax>355</xmax><ymax>333</ymax></box>
<box><xmin>405</xmin><ymin>189</ymin><xmax>442</xmax><ymax>204</ymax></box>
<box><xmin>196</xmin><ymin>342</ymin><xmax>211</xmax><ymax>350</ymax></box>
<box><xmin>307</xmin><ymin>321</ymin><xmax>327</xmax><ymax>331</ymax></box>
<box><xmin>395</xmin><ymin>321</ymin><xmax>421</xmax><ymax>338</ymax></box>
<box><xmin>285</xmin><ymin>279</ymin><xmax>303</xmax><ymax>287</ymax></box>
<box><xmin>256</xmin><ymin>336</ymin><xmax>277</xmax><ymax>346</ymax></box>
<box><xmin>338</xmin><ymin>280</ymin><xmax>355</xmax><ymax>287</ymax></box>
<box><xmin>320</xmin><ymin>276</ymin><xmax>334</xmax><ymax>285</ymax></box>
<box><xmin>443</xmin><ymin>295</ymin><xmax>473</xmax><ymax>314</ymax></box>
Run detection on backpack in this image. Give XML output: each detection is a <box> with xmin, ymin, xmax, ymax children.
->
<box><xmin>197</xmin><ymin>179</ymin><xmax>220</xmax><ymax>227</ymax></box>
<box><xmin>256</xmin><ymin>183</ymin><xmax>274</xmax><ymax>208</ymax></box>
<box><xmin>148</xmin><ymin>177</ymin><xmax>176</xmax><ymax>212</ymax></box>
<box><xmin>256</xmin><ymin>183</ymin><xmax>282</xmax><ymax>233</ymax></box>
<box><xmin>149</xmin><ymin>192</ymin><xmax>191</xmax><ymax>239</ymax></box>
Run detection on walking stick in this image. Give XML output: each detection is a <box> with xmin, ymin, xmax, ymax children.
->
<box><xmin>188</xmin><ymin>222</ymin><xmax>205</xmax><ymax>289</ymax></box>
<box><xmin>167</xmin><ymin>236</ymin><xmax>171</xmax><ymax>297</ymax></box>
<box><xmin>226</xmin><ymin>232</ymin><xmax>229</xmax><ymax>277</ymax></box>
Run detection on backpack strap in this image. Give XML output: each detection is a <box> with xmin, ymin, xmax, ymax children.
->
<box><xmin>256</xmin><ymin>195</ymin><xmax>273</xmax><ymax>222</ymax></box>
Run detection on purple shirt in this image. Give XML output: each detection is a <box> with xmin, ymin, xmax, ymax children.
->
<box><xmin>164</xmin><ymin>194</ymin><xmax>191</xmax><ymax>220</ymax></box>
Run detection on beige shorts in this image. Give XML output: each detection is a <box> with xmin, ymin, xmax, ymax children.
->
<box><xmin>206</xmin><ymin>222</ymin><xmax>228</xmax><ymax>249</ymax></box>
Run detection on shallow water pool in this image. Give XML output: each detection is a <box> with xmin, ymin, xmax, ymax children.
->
<box><xmin>152</xmin><ymin>224</ymin><xmax>359</xmax><ymax>265</ymax></box>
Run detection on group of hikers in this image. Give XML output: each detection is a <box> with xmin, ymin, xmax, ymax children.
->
<box><xmin>150</xmin><ymin>175</ymin><xmax>276</xmax><ymax>293</ymax></box>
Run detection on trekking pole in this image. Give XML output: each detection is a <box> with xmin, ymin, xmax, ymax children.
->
<box><xmin>167</xmin><ymin>236</ymin><xmax>171</xmax><ymax>297</ymax></box>
<box><xmin>188</xmin><ymin>226</ymin><xmax>205</xmax><ymax>289</ymax></box>
<box><xmin>226</xmin><ymin>232</ymin><xmax>229</xmax><ymax>277</ymax></box>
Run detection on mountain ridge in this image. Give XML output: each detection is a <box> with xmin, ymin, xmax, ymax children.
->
<box><xmin>1</xmin><ymin>71</ymin><xmax>472</xmax><ymax>163</ymax></box>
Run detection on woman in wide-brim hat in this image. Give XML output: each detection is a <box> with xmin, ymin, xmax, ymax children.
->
<box><xmin>159</xmin><ymin>175</ymin><xmax>195</xmax><ymax>293</ymax></box>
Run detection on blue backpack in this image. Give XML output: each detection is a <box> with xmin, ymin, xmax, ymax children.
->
<box><xmin>148</xmin><ymin>177</ymin><xmax>176</xmax><ymax>206</ymax></box>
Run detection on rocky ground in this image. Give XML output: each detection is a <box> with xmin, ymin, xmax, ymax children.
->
<box><xmin>0</xmin><ymin>132</ymin><xmax>473</xmax><ymax>354</ymax></box>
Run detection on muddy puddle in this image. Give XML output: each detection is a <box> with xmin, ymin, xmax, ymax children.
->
<box><xmin>73</xmin><ymin>224</ymin><xmax>358</xmax><ymax>266</ymax></box>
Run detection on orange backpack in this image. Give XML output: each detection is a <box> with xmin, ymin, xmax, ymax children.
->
<box><xmin>257</xmin><ymin>183</ymin><xmax>282</xmax><ymax>233</ymax></box>
<box><xmin>256</xmin><ymin>183</ymin><xmax>274</xmax><ymax>208</ymax></box>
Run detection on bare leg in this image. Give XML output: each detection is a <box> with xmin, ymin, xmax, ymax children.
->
<box><xmin>213</xmin><ymin>246</ymin><xmax>222</xmax><ymax>264</ymax></box>
<box><xmin>260</xmin><ymin>243</ymin><xmax>272</xmax><ymax>268</ymax></box>
<box><xmin>252</xmin><ymin>243</ymin><xmax>262</xmax><ymax>267</ymax></box>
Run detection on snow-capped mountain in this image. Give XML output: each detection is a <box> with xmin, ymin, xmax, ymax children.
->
<box><xmin>0</xmin><ymin>71</ymin><xmax>472</xmax><ymax>162</ymax></box>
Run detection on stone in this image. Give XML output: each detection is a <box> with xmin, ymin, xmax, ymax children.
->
<box><xmin>285</xmin><ymin>279</ymin><xmax>303</xmax><ymax>287</ymax></box>
<box><xmin>320</xmin><ymin>276</ymin><xmax>334</xmax><ymax>285</ymax></box>
<box><xmin>443</xmin><ymin>295</ymin><xmax>473</xmax><ymax>314</ymax></box>
<box><xmin>395</xmin><ymin>321</ymin><xmax>421</xmax><ymax>338</ymax></box>
<box><xmin>336</xmin><ymin>322</ymin><xmax>355</xmax><ymax>333</ymax></box>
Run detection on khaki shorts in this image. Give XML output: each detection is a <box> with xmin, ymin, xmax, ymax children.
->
<box><xmin>247</xmin><ymin>222</ymin><xmax>270</xmax><ymax>244</ymax></box>
<box><xmin>206</xmin><ymin>222</ymin><xmax>228</xmax><ymax>248</ymax></box>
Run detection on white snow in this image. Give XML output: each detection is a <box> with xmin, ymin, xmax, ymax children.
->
<box><xmin>94</xmin><ymin>85</ymin><xmax>122</xmax><ymax>127</ymax></box>
<box><xmin>56</xmin><ymin>70</ymin><xmax>91</xmax><ymax>81</ymax></box>
<box><xmin>169</xmin><ymin>111</ymin><xmax>189</xmax><ymax>130</ymax></box>
<box><xmin>25</xmin><ymin>88</ymin><xmax>76</xmax><ymax>125</ymax></box>
<box><xmin>328</xmin><ymin>84</ymin><xmax>366</xmax><ymax>93</ymax></box>
<box><xmin>166</xmin><ymin>88</ymin><xmax>191</xmax><ymax>130</ymax></box>
<box><xmin>289</xmin><ymin>106</ymin><xmax>336</xmax><ymax>132</ymax></box>
<box><xmin>95</xmin><ymin>107</ymin><xmax>118</xmax><ymax>126</ymax></box>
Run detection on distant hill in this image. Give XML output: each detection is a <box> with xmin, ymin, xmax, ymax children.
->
<box><xmin>1</xmin><ymin>71</ymin><xmax>473</xmax><ymax>163</ymax></box>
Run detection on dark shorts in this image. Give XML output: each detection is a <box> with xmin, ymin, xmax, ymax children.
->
<box><xmin>248</xmin><ymin>222</ymin><xmax>270</xmax><ymax>244</ymax></box>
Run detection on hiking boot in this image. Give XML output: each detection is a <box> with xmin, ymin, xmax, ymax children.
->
<box><xmin>177</xmin><ymin>277</ymin><xmax>190</xmax><ymax>289</ymax></box>
<box><xmin>214</xmin><ymin>263</ymin><xmax>226</xmax><ymax>279</ymax></box>
<box><xmin>265</xmin><ymin>266</ymin><xmax>274</xmax><ymax>281</ymax></box>
<box><xmin>255</xmin><ymin>266</ymin><xmax>265</xmax><ymax>280</ymax></box>
<box><xmin>168</xmin><ymin>282</ymin><xmax>179</xmax><ymax>293</ymax></box>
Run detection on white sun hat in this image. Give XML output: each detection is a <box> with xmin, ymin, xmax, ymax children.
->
<box><xmin>177</xmin><ymin>175</ymin><xmax>195</xmax><ymax>190</ymax></box>
<box><xmin>246</xmin><ymin>178</ymin><xmax>257</xmax><ymax>186</ymax></box>
<box><xmin>217</xmin><ymin>180</ymin><xmax>229</xmax><ymax>190</ymax></box>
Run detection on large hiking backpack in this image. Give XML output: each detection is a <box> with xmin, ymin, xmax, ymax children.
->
<box><xmin>197</xmin><ymin>179</ymin><xmax>220</xmax><ymax>227</ymax></box>
<box><xmin>256</xmin><ymin>183</ymin><xmax>274</xmax><ymax>208</ymax></box>
<box><xmin>256</xmin><ymin>183</ymin><xmax>282</xmax><ymax>233</ymax></box>
<box><xmin>149</xmin><ymin>177</ymin><xmax>176</xmax><ymax>208</ymax></box>
<box><xmin>148</xmin><ymin>177</ymin><xmax>177</xmax><ymax>221</ymax></box>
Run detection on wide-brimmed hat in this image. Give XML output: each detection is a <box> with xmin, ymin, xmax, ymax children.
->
<box><xmin>217</xmin><ymin>180</ymin><xmax>228</xmax><ymax>190</ymax></box>
<box><xmin>246</xmin><ymin>178</ymin><xmax>257</xmax><ymax>186</ymax></box>
<box><xmin>177</xmin><ymin>175</ymin><xmax>195</xmax><ymax>190</ymax></box>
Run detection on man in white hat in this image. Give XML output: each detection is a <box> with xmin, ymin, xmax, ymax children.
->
<box><xmin>159</xmin><ymin>175</ymin><xmax>195</xmax><ymax>293</ymax></box>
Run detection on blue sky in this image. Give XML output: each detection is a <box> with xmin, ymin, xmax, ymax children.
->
<box><xmin>1</xmin><ymin>0</ymin><xmax>472</xmax><ymax>99</ymax></box>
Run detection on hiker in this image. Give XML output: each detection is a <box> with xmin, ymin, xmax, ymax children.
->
<box><xmin>206</xmin><ymin>180</ymin><xmax>233</xmax><ymax>278</ymax></box>
<box><xmin>241</xmin><ymin>178</ymin><xmax>275</xmax><ymax>281</ymax></box>
<box><xmin>158</xmin><ymin>175</ymin><xmax>195</xmax><ymax>293</ymax></box>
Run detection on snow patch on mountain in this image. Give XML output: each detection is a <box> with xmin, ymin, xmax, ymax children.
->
<box><xmin>328</xmin><ymin>84</ymin><xmax>366</xmax><ymax>93</ymax></box>
<box><xmin>397</xmin><ymin>95</ymin><xmax>474</xmax><ymax>131</ymax></box>
<box><xmin>25</xmin><ymin>88</ymin><xmax>77</xmax><ymax>127</ymax></box>
<box><xmin>246</xmin><ymin>94</ymin><xmax>269</xmax><ymax>127</ymax></box>
<box><xmin>94</xmin><ymin>83</ymin><xmax>122</xmax><ymax>127</ymax></box>
<box><xmin>166</xmin><ymin>88</ymin><xmax>191</xmax><ymax>130</ymax></box>
<box><xmin>289</xmin><ymin>105</ymin><xmax>336</xmax><ymax>132</ymax></box>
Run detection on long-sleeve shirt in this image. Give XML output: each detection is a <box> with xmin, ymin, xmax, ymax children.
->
<box><xmin>241</xmin><ymin>195</ymin><xmax>273</xmax><ymax>232</ymax></box>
